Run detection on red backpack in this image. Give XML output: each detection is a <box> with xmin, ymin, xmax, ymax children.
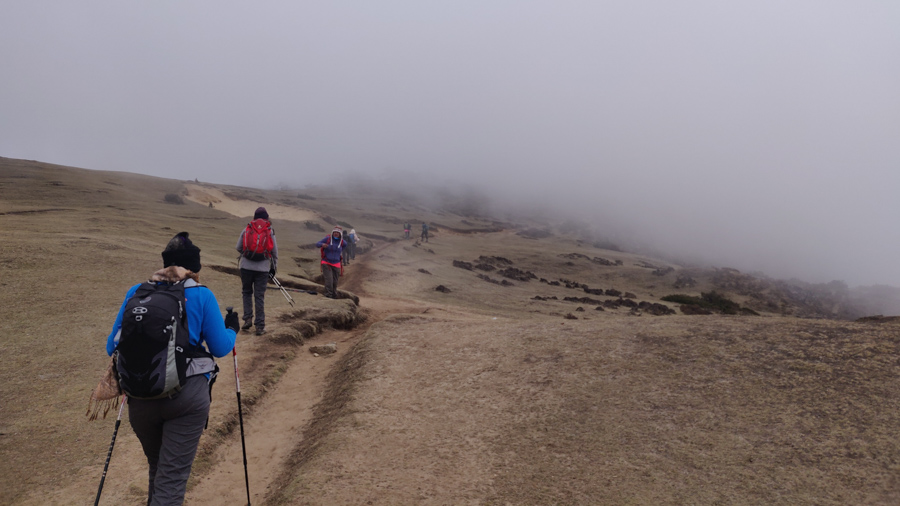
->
<box><xmin>242</xmin><ymin>219</ymin><xmax>274</xmax><ymax>261</ymax></box>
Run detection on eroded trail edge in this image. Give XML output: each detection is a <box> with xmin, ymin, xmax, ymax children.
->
<box><xmin>186</xmin><ymin>244</ymin><xmax>425</xmax><ymax>505</ymax></box>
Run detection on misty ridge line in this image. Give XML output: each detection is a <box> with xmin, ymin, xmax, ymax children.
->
<box><xmin>282</xmin><ymin>169</ymin><xmax>884</xmax><ymax>290</ymax></box>
<box><xmin>3</xmin><ymin>153</ymin><xmax>899</xmax><ymax>319</ymax></box>
<box><xmin>249</xmin><ymin>169</ymin><xmax>900</xmax><ymax>322</ymax></box>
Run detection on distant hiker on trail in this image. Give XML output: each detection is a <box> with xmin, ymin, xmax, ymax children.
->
<box><xmin>317</xmin><ymin>226</ymin><xmax>346</xmax><ymax>298</ymax></box>
<box><xmin>236</xmin><ymin>206</ymin><xmax>277</xmax><ymax>336</ymax></box>
<box><xmin>421</xmin><ymin>222</ymin><xmax>429</xmax><ymax>242</ymax></box>
<box><xmin>342</xmin><ymin>228</ymin><xmax>352</xmax><ymax>266</ymax></box>
<box><xmin>404</xmin><ymin>222</ymin><xmax>411</xmax><ymax>239</ymax></box>
<box><xmin>349</xmin><ymin>228</ymin><xmax>359</xmax><ymax>260</ymax></box>
<box><xmin>103</xmin><ymin>231</ymin><xmax>238</xmax><ymax>505</ymax></box>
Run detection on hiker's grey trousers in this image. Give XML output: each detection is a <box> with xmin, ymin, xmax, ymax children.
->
<box><xmin>322</xmin><ymin>264</ymin><xmax>340</xmax><ymax>297</ymax></box>
<box><xmin>128</xmin><ymin>375</ymin><xmax>210</xmax><ymax>506</ymax></box>
<box><xmin>240</xmin><ymin>268</ymin><xmax>268</xmax><ymax>329</ymax></box>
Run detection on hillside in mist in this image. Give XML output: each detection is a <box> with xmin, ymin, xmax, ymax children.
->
<box><xmin>309</xmin><ymin>168</ymin><xmax>900</xmax><ymax>321</ymax></box>
<box><xmin>3</xmin><ymin>156</ymin><xmax>900</xmax><ymax>505</ymax></box>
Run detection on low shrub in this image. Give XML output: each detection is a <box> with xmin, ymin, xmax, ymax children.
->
<box><xmin>164</xmin><ymin>193</ymin><xmax>184</xmax><ymax>204</ymax></box>
<box><xmin>661</xmin><ymin>291</ymin><xmax>750</xmax><ymax>315</ymax></box>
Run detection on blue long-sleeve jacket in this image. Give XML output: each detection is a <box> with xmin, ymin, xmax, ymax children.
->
<box><xmin>106</xmin><ymin>279</ymin><xmax>236</xmax><ymax>358</ymax></box>
<box><xmin>316</xmin><ymin>235</ymin><xmax>346</xmax><ymax>266</ymax></box>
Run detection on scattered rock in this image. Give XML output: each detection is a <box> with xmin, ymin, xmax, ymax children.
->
<box><xmin>435</xmin><ymin>285</ymin><xmax>452</xmax><ymax>293</ymax></box>
<box><xmin>575</xmin><ymin>307</ymin><xmax>585</xmax><ymax>312</ymax></box>
<box><xmin>591</xmin><ymin>256</ymin><xmax>621</xmax><ymax>266</ymax></box>
<box><xmin>564</xmin><ymin>296</ymin><xmax>604</xmax><ymax>305</ymax></box>
<box><xmin>564</xmin><ymin>313</ymin><xmax>578</xmax><ymax>320</ymax></box>
<box><xmin>497</xmin><ymin>267</ymin><xmax>537</xmax><ymax>282</ymax></box>
<box><xmin>605</xmin><ymin>289</ymin><xmax>622</xmax><ymax>297</ymax></box>
<box><xmin>418</xmin><ymin>268</ymin><xmax>432</xmax><ymax>275</ymax></box>
<box><xmin>309</xmin><ymin>343</ymin><xmax>337</xmax><ymax>355</ymax></box>
<box><xmin>623</xmin><ymin>292</ymin><xmax>637</xmax><ymax>299</ymax></box>
<box><xmin>476</xmin><ymin>255</ymin><xmax>513</xmax><ymax>265</ymax></box>
<box><xmin>618</xmin><ymin>298</ymin><xmax>638</xmax><ymax>308</ymax></box>
<box><xmin>477</xmin><ymin>274</ymin><xmax>513</xmax><ymax>286</ymax></box>
<box><xmin>559</xmin><ymin>253</ymin><xmax>621</xmax><ymax>266</ymax></box>
<box><xmin>452</xmin><ymin>260</ymin><xmax>473</xmax><ymax>270</ymax></box>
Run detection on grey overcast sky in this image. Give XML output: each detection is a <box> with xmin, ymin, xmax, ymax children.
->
<box><xmin>2</xmin><ymin>1</ymin><xmax>898</xmax><ymax>287</ymax></box>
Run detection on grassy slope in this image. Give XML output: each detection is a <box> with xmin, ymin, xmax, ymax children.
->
<box><xmin>3</xmin><ymin>157</ymin><xmax>900</xmax><ymax>504</ymax></box>
<box><xmin>0</xmin><ymin>159</ymin><xmax>318</xmax><ymax>502</ymax></box>
<box><xmin>268</xmin><ymin>223</ymin><xmax>900</xmax><ymax>505</ymax></box>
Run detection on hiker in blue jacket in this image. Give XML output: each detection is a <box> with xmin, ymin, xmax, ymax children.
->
<box><xmin>106</xmin><ymin>231</ymin><xmax>238</xmax><ymax>506</ymax></box>
<box><xmin>316</xmin><ymin>226</ymin><xmax>346</xmax><ymax>298</ymax></box>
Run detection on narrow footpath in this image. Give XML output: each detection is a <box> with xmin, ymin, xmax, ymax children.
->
<box><xmin>186</xmin><ymin>241</ymin><xmax>422</xmax><ymax>504</ymax></box>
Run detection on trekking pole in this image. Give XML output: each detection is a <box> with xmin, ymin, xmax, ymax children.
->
<box><xmin>94</xmin><ymin>393</ymin><xmax>127</xmax><ymax>506</ymax></box>
<box><xmin>269</xmin><ymin>274</ymin><xmax>295</xmax><ymax>306</ymax></box>
<box><xmin>266</xmin><ymin>286</ymin><xmax>317</xmax><ymax>295</ymax></box>
<box><xmin>227</xmin><ymin>307</ymin><xmax>252</xmax><ymax>506</ymax></box>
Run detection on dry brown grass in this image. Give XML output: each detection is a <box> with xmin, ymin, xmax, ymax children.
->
<box><xmin>3</xmin><ymin>157</ymin><xmax>900</xmax><ymax>505</ymax></box>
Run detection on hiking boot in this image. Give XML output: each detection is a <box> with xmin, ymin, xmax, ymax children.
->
<box><xmin>241</xmin><ymin>321</ymin><xmax>253</xmax><ymax>330</ymax></box>
<box><xmin>255</xmin><ymin>328</ymin><xmax>266</xmax><ymax>336</ymax></box>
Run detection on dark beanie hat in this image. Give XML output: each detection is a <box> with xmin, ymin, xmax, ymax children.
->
<box><xmin>254</xmin><ymin>207</ymin><xmax>269</xmax><ymax>220</ymax></box>
<box><xmin>161</xmin><ymin>231</ymin><xmax>202</xmax><ymax>273</ymax></box>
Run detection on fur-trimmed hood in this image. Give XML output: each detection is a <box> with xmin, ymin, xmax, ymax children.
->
<box><xmin>149</xmin><ymin>266</ymin><xmax>199</xmax><ymax>284</ymax></box>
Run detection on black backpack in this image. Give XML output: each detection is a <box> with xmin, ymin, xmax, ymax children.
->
<box><xmin>115</xmin><ymin>281</ymin><xmax>214</xmax><ymax>399</ymax></box>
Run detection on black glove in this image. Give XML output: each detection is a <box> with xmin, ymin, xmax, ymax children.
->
<box><xmin>224</xmin><ymin>311</ymin><xmax>240</xmax><ymax>333</ymax></box>
<box><xmin>269</xmin><ymin>260</ymin><xmax>277</xmax><ymax>277</ymax></box>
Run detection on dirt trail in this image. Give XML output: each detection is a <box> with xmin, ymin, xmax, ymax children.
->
<box><xmin>186</xmin><ymin>241</ymin><xmax>423</xmax><ymax>504</ymax></box>
<box><xmin>186</xmin><ymin>325</ymin><xmax>369</xmax><ymax>504</ymax></box>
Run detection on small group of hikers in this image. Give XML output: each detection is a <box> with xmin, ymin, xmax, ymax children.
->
<box><xmin>403</xmin><ymin>221</ymin><xmax>429</xmax><ymax>242</ymax></box>
<box><xmin>339</xmin><ymin>227</ymin><xmax>359</xmax><ymax>266</ymax></box>
<box><xmin>92</xmin><ymin>206</ymin><xmax>361</xmax><ymax>504</ymax></box>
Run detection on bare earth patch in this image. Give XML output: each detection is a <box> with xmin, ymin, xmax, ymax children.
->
<box><xmin>183</xmin><ymin>184</ymin><xmax>321</xmax><ymax>223</ymax></box>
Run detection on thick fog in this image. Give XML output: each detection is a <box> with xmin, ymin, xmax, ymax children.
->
<box><xmin>2</xmin><ymin>2</ymin><xmax>898</xmax><ymax>287</ymax></box>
